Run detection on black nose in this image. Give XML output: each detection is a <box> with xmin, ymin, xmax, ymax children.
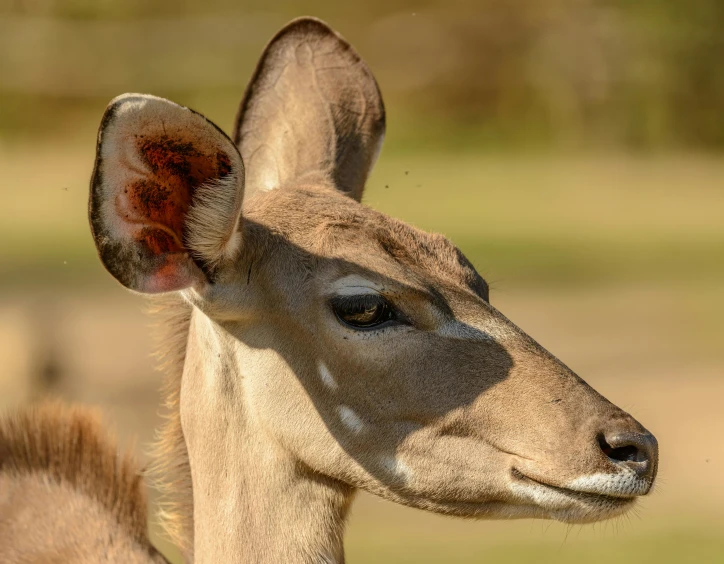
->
<box><xmin>598</xmin><ymin>431</ymin><xmax>658</xmax><ymax>479</ymax></box>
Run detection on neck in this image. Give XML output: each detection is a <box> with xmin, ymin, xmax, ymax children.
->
<box><xmin>180</xmin><ymin>309</ymin><xmax>353</xmax><ymax>564</ymax></box>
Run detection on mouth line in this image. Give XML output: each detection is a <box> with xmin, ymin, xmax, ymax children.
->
<box><xmin>511</xmin><ymin>468</ymin><xmax>637</xmax><ymax>505</ymax></box>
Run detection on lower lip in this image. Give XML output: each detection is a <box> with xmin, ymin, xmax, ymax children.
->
<box><xmin>512</xmin><ymin>469</ymin><xmax>637</xmax><ymax>506</ymax></box>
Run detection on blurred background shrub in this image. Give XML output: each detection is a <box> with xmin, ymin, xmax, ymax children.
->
<box><xmin>3</xmin><ymin>0</ymin><xmax>724</xmax><ymax>149</ymax></box>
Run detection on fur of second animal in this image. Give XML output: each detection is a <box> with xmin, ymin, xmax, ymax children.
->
<box><xmin>0</xmin><ymin>402</ymin><xmax>168</xmax><ymax>563</ymax></box>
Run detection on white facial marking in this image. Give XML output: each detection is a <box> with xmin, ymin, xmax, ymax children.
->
<box><xmin>509</xmin><ymin>480</ymin><xmax>569</xmax><ymax>510</ymax></box>
<box><xmin>318</xmin><ymin>361</ymin><xmax>338</xmax><ymax>391</ymax></box>
<box><xmin>330</xmin><ymin>274</ymin><xmax>382</xmax><ymax>296</ymax></box>
<box><xmin>380</xmin><ymin>454</ymin><xmax>412</xmax><ymax>485</ymax></box>
<box><xmin>337</xmin><ymin>405</ymin><xmax>365</xmax><ymax>434</ymax></box>
<box><xmin>567</xmin><ymin>471</ymin><xmax>649</xmax><ymax>497</ymax></box>
<box><xmin>509</xmin><ymin>476</ymin><xmax>635</xmax><ymax>523</ymax></box>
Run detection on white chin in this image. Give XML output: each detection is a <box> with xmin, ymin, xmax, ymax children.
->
<box><xmin>510</xmin><ymin>480</ymin><xmax>638</xmax><ymax>524</ymax></box>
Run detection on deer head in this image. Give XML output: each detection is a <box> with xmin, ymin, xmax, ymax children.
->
<box><xmin>89</xmin><ymin>17</ymin><xmax>658</xmax><ymax>563</ymax></box>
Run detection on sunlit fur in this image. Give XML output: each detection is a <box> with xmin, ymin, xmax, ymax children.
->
<box><xmin>88</xmin><ymin>16</ymin><xmax>657</xmax><ymax>564</ymax></box>
<box><xmin>0</xmin><ymin>402</ymin><xmax>168</xmax><ymax>563</ymax></box>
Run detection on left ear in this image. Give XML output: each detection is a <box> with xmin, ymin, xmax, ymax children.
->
<box><xmin>89</xmin><ymin>94</ymin><xmax>245</xmax><ymax>294</ymax></box>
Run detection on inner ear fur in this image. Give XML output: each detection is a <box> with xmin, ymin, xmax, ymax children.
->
<box><xmin>89</xmin><ymin>94</ymin><xmax>245</xmax><ymax>294</ymax></box>
<box><xmin>234</xmin><ymin>17</ymin><xmax>385</xmax><ymax>202</ymax></box>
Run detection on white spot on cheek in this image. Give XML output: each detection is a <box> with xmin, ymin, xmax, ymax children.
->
<box><xmin>337</xmin><ymin>405</ymin><xmax>365</xmax><ymax>434</ymax></box>
<box><xmin>380</xmin><ymin>454</ymin><xmax>413</xmax><ymax>485</ymax></box>
<box><xmin>318</xmin><ymin>361</ymin><xmax>338</xmax><ymax>391</ymax></box>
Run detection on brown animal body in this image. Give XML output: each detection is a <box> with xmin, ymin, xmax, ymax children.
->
<box><xmin>0</xmin><ymin>403</ymin><xmax>168</xmax><ymax>563</ymax></box>
<box><xmin>1</xmin><ymin>16</ymin><xmax>658</xmax><ymax>564</ymax></box>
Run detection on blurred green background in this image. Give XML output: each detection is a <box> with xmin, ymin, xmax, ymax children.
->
<box><xmin>1</xmin><ymin>1</ymin><xmax>723</xmax><ymax>562</ymax></box>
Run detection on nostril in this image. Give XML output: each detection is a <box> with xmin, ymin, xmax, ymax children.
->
<box><xmin>598</xmin><ymin>435</ymin><xmax>640</xmax><ymax>463</ymax></box>
<box><xmin>597</xmin><ymin>428</ymin><xmax>658</xmax><ymax>482</ymax></box>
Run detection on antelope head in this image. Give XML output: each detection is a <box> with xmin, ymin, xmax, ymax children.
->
<box><xmin>89</xmin><ymin>17</ymin><xmax>658</xmax><ymax>563</ymax></box>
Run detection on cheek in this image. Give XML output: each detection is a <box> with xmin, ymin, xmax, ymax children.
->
<box><xmin>242</xmin><ymin>351</ymin><xmax>401</xmax><ymax>475</ymax></box>
<box><xmin>396</xmin><ymin>429</ymin><xmax>513</xmax><ymax>500</ymax></box>
<box><xmin>241</xmin><ymin>350</ymin><xmax>299</xmax><ymax>418</ymax></box>
<box><xmin>241</xmin><ymin>348</ymin><xmax>338</xmax><ymax>451</ymax></box>
<box><xmin>330</xmin><ymin>345</ymin><xmax>451</xmax><ymax>421</ymax></box>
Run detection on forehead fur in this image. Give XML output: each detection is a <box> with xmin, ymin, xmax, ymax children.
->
<box><xmin>243</xmin><ymin>184</ymin><xmax>488</xmax><ymax>296</ymax></box>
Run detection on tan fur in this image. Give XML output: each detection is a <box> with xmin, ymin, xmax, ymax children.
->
<box><xmin>234</xmin><ymin>17</ymin><xmax>384</xmax><ymax>201</ymax></box>
<box><xmin>88</xmin><ymin>17</ymin><xmax>658</xmax><ymax>564</ymax></box>
<box><xmin>0</xmin><ymin>402</ymin><xmax>168</xmax><ymax>563</ymax></box>
<box><xmin>145</xmin><ymin>295</ymin><xmax>194</xmax><ymax>554</ymax></box>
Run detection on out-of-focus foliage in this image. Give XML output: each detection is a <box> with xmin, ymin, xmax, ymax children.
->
<box><xmin>2</xmin><ymin>0</ymin><xmax>724</xmax><ymax>149</ymax></box>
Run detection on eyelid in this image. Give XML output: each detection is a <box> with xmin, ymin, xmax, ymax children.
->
<box><xmin>329</xmin><ymin>294</ymin><xmax>387</xmax><ymax>308</ymax></box>
<box><xmin>325</xmin><ymin>287</ymin><xmax>382</xmax><ymax>299</ymax></box>
<box><xmin>328</xmin><ymin>274</ymin><xmax>385</xmax><ymax>296</ymax></box>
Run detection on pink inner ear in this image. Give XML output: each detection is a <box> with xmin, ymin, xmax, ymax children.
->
<box><xmin>117</xmin><ymin>134</ymin><xmax>233</xmax><ymax>260</ymax></box>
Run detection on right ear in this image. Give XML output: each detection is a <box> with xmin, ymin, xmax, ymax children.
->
<box><xmin>89</xmin><ymin>94</ymin><xmax>245</xmax><ymax>294</ymax></box>
<box><xmin>233</xmin><ymin>17</ymin><xmax>385</xmax><ymax>202</ymax></box>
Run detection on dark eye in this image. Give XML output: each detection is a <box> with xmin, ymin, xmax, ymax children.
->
<box><xmin>331</xmin><ymin>295</ymin><xmax>399</xmax><ymax>330</ymax></box>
